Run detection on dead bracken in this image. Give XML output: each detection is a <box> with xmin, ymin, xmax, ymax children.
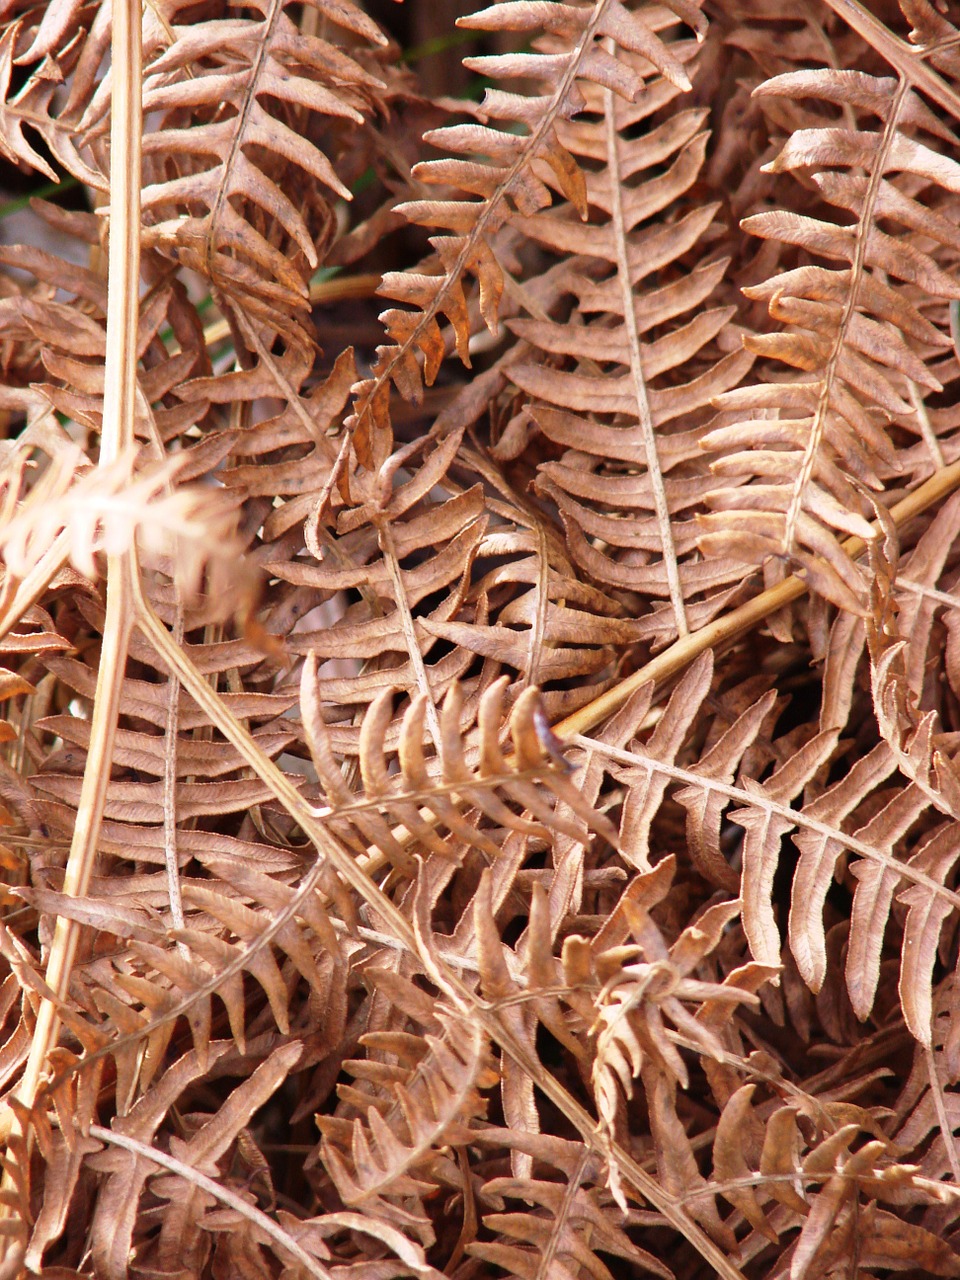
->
<box><xmin>0</xmin><ymin>2</ymin><xmax>960</xmax><ymax>1278</ymax></box>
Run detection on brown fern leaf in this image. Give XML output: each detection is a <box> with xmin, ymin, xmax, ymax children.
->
<box><xmin>185</xmin><ymin>347</ymin><xmax>358</xmax><ymax>546</ymax></box>
<box><xmin>584</xmin><ymin>650</ymin><xmax>778</xmax><ymax>883</ymax></box>
<box><xmin>496</xmin><ymin>6</ymin><xmax>756</xmax><ymax>647</ymax></box>
<box><xmin>711</xmin><ymin>1093</ymin><xmax>960</xmax><ymax>1277</ymax></box>
<box><xmin>318</xmin><ymin>1011</ymin><xmax>493</xmax><ymax>1241</ymax></box>
<box><xmin>83</xmin><ymin>1042</ymin><xmax>231</xmax><ymax>1279</ymax></box>
<box><xmin>699</xmin><ymin>37</ymin><xmax>960</xmax><ymax>612</ymax></box>
<box><xmin>893</xmin><ymin>977</ymin><xmax>960</xmax><ymax>1188</ymax></box>
<box><xmin>9</xmin><ymin>3</ymin><xmax>960</xmax><ymax>1275</ymax></box>
<box><xmin>348</xmin><ymin>0</ymin><xmax>700</xmax><ymax>465</ymax></box>
<box><xmin>472</xmin><ymin>1152</ymin><xmax>673</xmax><ymax>1280</ymax></box>
<box><xmin>867</xmin><ymin>516</ymin><xmax>960</xmax><ymax>823</ymax></box>
<box><xmin>571</xmin><ymin>855</ymin><xmax>765</xmax><ymax>1223</ymax></box>
<box><xmin>128</xmin><ymin>0</ymin><xmax>389</xmax><ymax>346</ymax></box>
<box><xmin>726</xmin><ymin>691</ymin><xmax>960</xmax><ymax>1050</ymax></box>
<box><xmin>232</xmin><ymin>340</ymin><xmax>645</xmax><ymax>744</ymax></box>
<box><xmin>0</xmin><ymin>19</ymin><xmax>105</xmax><ymax>188</ymax></box>
<box><xmin>301</xmin><ymin>668</ymin><xmax>618</xmax><ymax>874</ymax></box>
<box><xmin>0</xmin><ymin>242</ymin><xmax>247</xmax><ymax>613</ymax></box>
<box><xmin>564</xmin><ymin>620</ymin><xmax>960</xmax><ymax>1047</ymax></box>
<box><xmin>87</xmin><ymin>1041</ymin><xmax>302</xmax><ymax>1280</ymax></box>
<box><xmin>17</xmin><ymin>871</ymin><xmax>325</xmax><ymax>1070</ymax></box>
<box><xmin>270</xmin><ymin>431</ymin><xmax>491</xmax><ymax>743</ymax></box>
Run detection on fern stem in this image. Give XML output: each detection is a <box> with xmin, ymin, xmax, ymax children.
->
<box><xmin>603</xmin><ymin>38</ymin><xmax>689</xmax><ymax>638</ymax></box>
<box><xmin>925</xmin><ymin>1047</ymin><xmax>960</xmax><ymax>1185</ymax></box>
<box><xmin>0</xmin><ymin>0</ymin><xmax>143</xmax><ymax>1178</ymax></box>
<box><xmin>163</xmin><ymin>600</ymin><xmax>187</xmax><ymax>948</ymax></box>
<box><xmin>555</xmin><ymin>458</ymin><xmax>960</xmax><ymax>741</ymax></box>
<box><xmin>821</xmin><ymin>0</ymin><xmax>960</xmax><ymax>119</ymax></box>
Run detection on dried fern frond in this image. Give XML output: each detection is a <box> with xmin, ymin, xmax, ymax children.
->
<box><xmin>699</xmin><ymin>31</ymin><xmax>960</xmax><ymax>612</ymax></box>
<box><xmin>83</xmin><ymin>1041</ymin><xmax>303</xmax><ymax>1279</ymax></box>
<box><xmin>318</xmin><ymin>1011</ymin><xmax>494</xmax><ymax>1242</ymax></box>
<box><xmin>710</xmin><ymin>1088</ymin><xmax>960</xmax><ymax>1277</ymax></box>
<box><xmin>0</xmin><ymin>19</ymin><xmax>105</xmax><ymax>188</ymax></box>
<box><xmin>0</xmin><ymin>443</ymin><xmax>243</xmax><ymax>609</ymax></box>
<box><xmin>131</xmin><ymin>0</ymin><xmax>389</xmax><ymax>346</ymax></box>
<box><xmin>302</xmin><ymin>667</ymin><xmax>618</xmax><ymax>872</ymax></box>
<box><xmin>349</xmin><ymin>0</ymin><xmax>702</xmax><ymax>463</ymax></box>
<box><xmin>561</xmin><ymin>604</ymin><xmax>960</xmax><ymax>1049</ymax></box>
<box><xmin>495</xmin><ymin>6</ymin><xmax>756</xmax><ymax>647</ymax></box>
<box><xmin>471</xmin><ymin>1142</ymin><xmax>673</xmax><ymax>1280</ymax></box>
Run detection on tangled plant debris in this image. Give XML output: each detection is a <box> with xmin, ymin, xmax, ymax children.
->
<box><xmin>1</xmin><ymin>0</ymin><xmax>960</xmax><ymax>1276</ymax></box>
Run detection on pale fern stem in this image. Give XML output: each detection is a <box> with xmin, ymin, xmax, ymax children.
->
<box><xmin>822</xmin><ymin>0</ymin><xmax>960</xmax><ymax>119</ymax></box>
<box><xmin>136</xmin><ymin>403</ymin><xmax>189</xmax><ymax>948</ymax></box>
<box><xmin>206</xmin><ymin>0</ymin><xmax>306</xmax><ymax>276</ymax></box>
<box><xmin>782</xmin><ymin>78</ymin><xmax>910</xmax><ymax>558</ymax></box>
<box><xmin>163</xmin><ymin>601</ymin><xmax>187</xmax><ymax>946</ymax></box>
<box><xmin>603</xmin><ymin>39</ymin><xmax>689</xmax><ymax>638</ymax></box>
<box><xmin>925</xmin><ymin>1047</ymin><xmax>960</xmax><ymax>1184</ymax></box>
<box><xmin>0</xmin><ymin>529</ymin><xmax>73</xmax><ymax>641</ymax></box>
<box><xmin>0</xmin><ymin>0</ymin><xmax>142</xmax><ymax>1167</ymax></box>
<box><xmin>233</xmin><ymin>309</ymin><xmax>340</xmax><ymax>460</ymax></box>
<box><xmin>897</xmin><ymin>577</ymin><xmax>960</xmax><ymax>611</ymax></box>
<box><xmin>524</xmin><ymin>521</ymin><xmax>550</xmax><ymax>688</ymax></box>
<box><xmin>906</xmin><ymin>378</ymin><xmax>945</xmax><ymax>469</ymax></box>
<box><xmin>377</xmin><ymin>516</ymin><xmax>443</xmax><ymax>748</ymax></box>
<box><xmin>555</xmin><ymin>455</ymin><xmax>960</xmax><ymax>740</ymax></box>
<box><xmin>534</xmin><ymin>1145</ymin><xmax>590</xmax><ymax>1280</ymax></box>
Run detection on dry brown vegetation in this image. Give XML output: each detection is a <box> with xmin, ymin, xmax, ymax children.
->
<box><xmin>1</xmin><ymin>0</ymin><xmax>960</xmax><ymax>1275</ymax></box>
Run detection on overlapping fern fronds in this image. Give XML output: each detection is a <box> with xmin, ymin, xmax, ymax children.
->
<box><xmin>2</xmin><ymin>2</ymin><xmax>960</xmax><ymax>1279</ymax></box>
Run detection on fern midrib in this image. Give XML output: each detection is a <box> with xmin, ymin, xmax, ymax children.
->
<box><xmin>570</xmin><ymin>732</ymin><xmax>960</xmax><ymax>914</ymax></box>
<box><xmin>782</xmin><ymin>78</ymin><xmax>910</xmax><ymax>558</ymax></box>
<box><xmin>206</xmin><ymin>0</ymin><xmax>284</xmax><ymax>279</ymax></box>
<box><xmin>603</xmin><ymin>43</ymin><xmax>689</xmax><ymax>639</ymax></box>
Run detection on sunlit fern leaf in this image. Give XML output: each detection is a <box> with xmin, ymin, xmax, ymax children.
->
<box><xmin>498</xmin><ymin>7</ymin><xmax>755</xmax><ymax>647</ymax></box>
<box><xmin>348</xmin><ymin>0</ymin><xmax>697</xmax><ymax>464</ymax></box>
<box><xmin>302</xmin><ymin>667</ymin><xmax>619</xmax><ymax>874</ymax></box>
<box><xmin>699</xmin><ymin>63</ymin><xmax>960</xmax><ymax>612</ymax></box>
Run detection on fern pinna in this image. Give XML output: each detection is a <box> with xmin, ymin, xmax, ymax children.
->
<box><xmin>1</xmin><ymin>1</ymin><xmax>960</xmax><ymax>1278</ymax></box>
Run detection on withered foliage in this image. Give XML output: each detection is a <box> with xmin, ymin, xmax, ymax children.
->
<box><xmin>1</xmin><ymin>0</ymin><xmax>960</xmax><ymax>1276</ymax></box>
